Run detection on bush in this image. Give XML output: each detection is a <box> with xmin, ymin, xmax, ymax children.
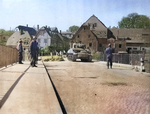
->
<box><xmin>92</xmin><ymin>52</ymin><xmax>101</xmax><ymax>61</ymax></box>
<box><xmin>43</xmin><ymin>56</ymin><xmax>64</xmax><ymax>61</ymax></box>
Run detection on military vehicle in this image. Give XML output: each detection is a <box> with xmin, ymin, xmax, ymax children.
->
<box><xmin>67</xmin><ymin>43</ymin><xmax>92</xmax><ymax>62</ymax></box>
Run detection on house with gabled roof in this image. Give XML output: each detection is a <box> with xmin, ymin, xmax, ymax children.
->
<box><xmin>6</xmin><ymin>25</ymin><xmax>36</xmax><ymax>48</ymax></box>
<box><xmin>71</xmin><ymin>15</ymin><xmax>114</xmax><ymax>53</ymax></box>
<box><xmin>110</xmin><ymin>27</ymin><xmax>150</xmax><ymax>53</ymax></box>
<box><xmin>71</xmin><ymin>15</ymin><xmax>150</xmax><ymax>53</ymax></box>
<box><xmin>36</xmin><ymin>26</ymin><xmax>70</xmax><ymax>49</ymax></box>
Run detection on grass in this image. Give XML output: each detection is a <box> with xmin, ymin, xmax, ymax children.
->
<box><xmin>41</xmin><ymin>55</ymin><xmax>64</xmax><ymax>61</ymax></box>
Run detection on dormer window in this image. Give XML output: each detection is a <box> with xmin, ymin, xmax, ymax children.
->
<box><xmin>92</xmin><ymin>23</ymin><xmax>97</xmax><ymax>29</ymax></box>
<box><xmin>94</xmin><ymin>23</ymin><xmax>97</xmax><ymax>27</ymax></box>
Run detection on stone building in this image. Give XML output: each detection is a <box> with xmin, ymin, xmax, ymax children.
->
<box><xmin>110</xmin><ymin>28</ymin><xmax>150</xmax><ymax>53</ymax></box>
<box><xmin>71</xmin><ymin>15</ymin><xmax>150</xmax><ymax>54</ymax></box>
<box><xmin>71</xmin><ymin>15</ymin><xmax>114</xmax><ymax>53</ymax></box>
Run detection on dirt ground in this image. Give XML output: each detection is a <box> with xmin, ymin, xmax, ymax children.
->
<box><xmin>44</xmin><ymin>59</ymin><xmax>150</xmax><ymax>114</ymax></box>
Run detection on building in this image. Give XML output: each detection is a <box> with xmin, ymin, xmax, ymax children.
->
<box><xmin>110</xmin><ymin>28</ymin><xmax>150</xmax><ymax>53</ymax></box>
<box><xmin>36</xmin><ymin>26</ymin><xmax>70</xmax><ymax>49</ymax></box>
<box><xmin>6</xmin><ymin>25</ymin><xmax>36</xmax><ymax>48</ymax></box>
<box><xmin>61</xmin><ymin>31</ymin><xmax>73</xmax><ymax>39</ymax></box>
<box><xmin>71</xmin><ymin>15</ymin><xmax>114</xmax><ymax>53</ymax></box>
<box><xmin>71</xmin><ymin>15</ymin><xmax>150</xmax><ymax>53</ymax></box>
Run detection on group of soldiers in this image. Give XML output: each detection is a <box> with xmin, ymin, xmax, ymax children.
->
<box><xmin>17</xmin><ymin>37</ymin><xmax>39</xmax><ymax>67</ymax></box>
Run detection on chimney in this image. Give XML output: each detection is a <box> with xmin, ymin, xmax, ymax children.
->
<box><xmin>60</xmin><ymin>30</ymin><xmax>61</xmax><ymax>34</ymax></box>
<box><xmin>26</xmin><ymin>24</ymin><xmax>28</xmax><ymax>27</ymax></box>
<box><xmin>37</xmin><ymin>25</ymin><xmax>39</xmax><ymax>31</ymax></box>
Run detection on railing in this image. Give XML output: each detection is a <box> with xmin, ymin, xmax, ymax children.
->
<box><xmin>100</xmin><ymin>52</ymin><xmax>150</xmax><ymax>73</ymax></box>
<box><xmin>100</xmin><ymin>53</ymin><xmax>144</xmax><ymax>65</ymax></box>
<box><xmin>0</xmin><ymin>45</ymin><xmax>18</xmax><ymax>68</ymax></box>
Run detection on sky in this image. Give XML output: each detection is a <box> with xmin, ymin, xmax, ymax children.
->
<box><xmin>0</xmin><ymin>0</ymin><xmax>150</xmax><ymax>32</ymax></box>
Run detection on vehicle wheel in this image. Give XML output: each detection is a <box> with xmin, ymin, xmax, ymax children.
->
<box><xmin>72</xmin><ymin>55</ymin><xmax>76</xmax><ymax>61</ymax></box>
<box><xmin>88</xmin><ymin>56</ymin><xmax>92</xmax><ymax>62</ymax></box>
<box><xmin>81</xmin><ymin>59</ymin><xmax>87</xmax><ymax>62</ymax></box>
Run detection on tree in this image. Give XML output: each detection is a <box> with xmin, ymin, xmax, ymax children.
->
<box><xmin>69</xmin><ymin>25</ymin><xmax>79</xmax><ymax>33</ymax></box>
<box><xmin>118</xmin><ymin>13</ymin><xmax>150</xmax><ymax>28</ymax></box>
<box><xmin>0</xmin><ymin>29</ymin><xmax>14</xmax><ymax>36</ymax></box>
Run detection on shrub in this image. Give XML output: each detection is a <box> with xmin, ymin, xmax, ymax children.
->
<box><xmin>42</xmin><ymin>56</ymin><xmax>64</xmax><ymax>61</ymax></box>
<box><xmin>92</xmin><ymin>53</ymin><xmax>101</xmax><ymax>60</ymax></box>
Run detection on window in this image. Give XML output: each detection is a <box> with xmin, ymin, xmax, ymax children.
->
<box><xmin>44</xmin><ymin>39</ymin><xmax>47</xmax><ymax>43</ymax></box>
<box><xmin>99</xmin><ymin>44</ymin><xmax>102</xmax><ymax>47</ymax></box>
<box><xmin>142</xmin><ymin>48</ymin><xmax>145</xmax><ymax>51</ymax></box>
<box><xmin>88</xmin><ymin>35</ymin><xmax>91</xmax><ymax>38</ymax></box>
<box><xmin>94</xmin><ymin>23</ymin><xmax>97</xmax><ymax>27</ymax></box>
<box><xmin>119</xmin><ymin>44</ymin><xmax>122</xmax><ymax>48</ymax></box>
<box><xmin>89</xmin><ymin>43</ymin><xmax>92</xmax><ymax>47</ymax></box>
<box><xmin>77</xmin><ymin>35</ymin><xmax>80</xmax><ymax>38</ymax></box>
<box><xmin>142</xmin><ymin>34</ymin><xmax>149</xmax><ymax>36</ymax></box>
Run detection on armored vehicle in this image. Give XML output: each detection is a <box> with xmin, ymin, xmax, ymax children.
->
<box><xmin>67</xmin><ymin>43</ymin><xmax>92</xmax><ymax>62</ymax></box>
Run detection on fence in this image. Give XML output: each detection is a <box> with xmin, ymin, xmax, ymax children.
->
<box><xmin>0</xmin><ymin>45</ymin><xmax>18</xmax><ymax>68</ymax></box>
<box><xmin>100</xmin><ymin>53</ymin><xmax>145</xmax><ymax>66</ymax></box>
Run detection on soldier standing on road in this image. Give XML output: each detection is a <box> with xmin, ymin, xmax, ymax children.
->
<box><xmin>105</xmin><ymin>44</ymin><xmax>113</xmax><ymax>69</ymax></box>
<box><xmin>30</xmin><ymin>37</ymin><xmax>38</xmax><ymax>67</ymax></box>
<box><xmin>17</xmin><ymin>40</ymin><xmax>24</xmax><ymax>64</ymax></box>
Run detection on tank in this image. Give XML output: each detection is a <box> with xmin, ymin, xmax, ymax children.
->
<box><xmin>67</xmin><ymin>43</ymin><xmax>92</xmax><ymax>62</ymax></box>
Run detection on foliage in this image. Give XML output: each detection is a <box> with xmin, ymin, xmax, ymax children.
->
<box><xmin>118</xmin><ymin>13</ymin><xmax>150</xmax><ymax>28</ymax></box>
<box><xmin>42</xmin><ymin>55</ymin><xmax>64</xmax><ymax>61</ymax></box>
<box><xmin>0</xmin><ymin>38</ymin><xmax>7</xmax><ymax>46</ymax></box>
<box><xmin>0</xmin><ymin>29</ymin><xmax>14</xmax><ymax>46</ymax></box>
<box><xmin>69</xmin><ymin>25</ymin><xmax>79</xmax><ymax>33</ymax></box>
<box><xmin>39</xmin><ymin>45</ymin><xmax>69</xmax><ymax>56</ymax></box>
<box><xmin>92</xmin><ymin>52</ymin><xmax>101</xmax><ymax>60</ymax></box>
<box><xmin>0</xmin><ymin>29</ymin><xmax>14</xmax><ymax>36</ymax></box>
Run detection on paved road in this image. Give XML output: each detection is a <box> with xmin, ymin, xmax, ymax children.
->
<box><xmin>0</xmin><ymin>61</ymin><xmax>62</xmax><ymax>114</ymax></box>
<box><xmin>44</xmin><ymin>59</ymin><xmax>150</xmax><ymax>114</ymax></box>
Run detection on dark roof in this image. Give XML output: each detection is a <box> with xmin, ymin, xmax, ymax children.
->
<box><xmin>92</xmin><ymin>30</ymin><xmax>107</xmax><ymax>38</ymax></box>
<box><xmin>17</xmin><ymin>25</ymin><xmax>37</xmax><ymax>35</ymax></box>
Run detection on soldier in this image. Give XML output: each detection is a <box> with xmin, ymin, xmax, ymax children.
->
<box><xmin>17</xmin><ymin>40</ymin><xmax>24</xmax><ymax>64</ymax></box>
<box><xmin>30</xmin><ymin>37</ymin><xmax>38</xmax><ymax>67</ymax></box>
<box><xmin>105</xmin><ymin>44</ymin><xmax>113</xmax><ymax>69</ymax></box>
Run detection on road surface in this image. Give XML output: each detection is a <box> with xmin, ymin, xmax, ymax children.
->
<box><xmin>44</xmin><ymin>59</ymin><xmax>150</xmax><ymax>114</ymax></box>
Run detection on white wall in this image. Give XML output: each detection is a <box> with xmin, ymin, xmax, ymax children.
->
<box><xmin>37</xmin><ymin>31</ymin><xmax>51</xmax><ymax>48</ymax></box>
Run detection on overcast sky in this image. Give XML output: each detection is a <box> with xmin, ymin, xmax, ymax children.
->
<box><xmin>0</xmin><ymin>0</ymin><xmax>150</xmax><ymax>31</ymax></box>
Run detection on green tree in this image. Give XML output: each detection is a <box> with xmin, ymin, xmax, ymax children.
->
<box><xmin>0</xmin><ymin>29</ymin><xmax>14</xmax><ymax>36</ymax></box>
<box><xmin>118</xmin><ymin>13</ymin><xmax>150</xmax><ymax>28</ymax></box>
<box><xmin>69</xmin><ymin>25</ymin><xmax>79</xmax><ymax>33</ymax></box>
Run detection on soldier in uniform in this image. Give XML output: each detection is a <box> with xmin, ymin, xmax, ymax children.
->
<box><xmin>17</xmin><ymin>40</ymin><xmax>24</xmax><ymax>64</ymax></box>
<box><xmin>105</xmin><ymin>44</ymin><xmax>113</xmax><ymax>69</ymax></box>
<box><xmin>30</xmin><ymin>37</ymin><xmax>38</xmax><ymax>67</ymax></box>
